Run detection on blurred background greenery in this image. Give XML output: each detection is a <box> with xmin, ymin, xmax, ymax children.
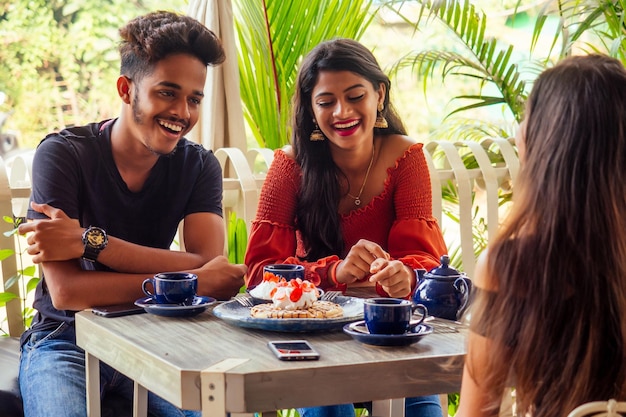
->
<box><xmin>0</xmin><ymin>0</ymin><xmax>576</xmax><ymax>152</ymax></box>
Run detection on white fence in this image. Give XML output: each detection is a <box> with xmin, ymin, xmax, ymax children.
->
<box><xmin>0</xmin><ymin>140</ymin><xmax>518</xmax><ymax>337</ymax></box>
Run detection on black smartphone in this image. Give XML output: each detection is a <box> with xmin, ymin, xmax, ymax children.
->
<box><xmin>267</xmin><ymin>340</ymin><xmax>320</xmax><ymax>361</ymax></box>
<box><xmin>92</xmin><ymin>303</ymin><xmax>146</xmax><ymax>318</ymax></box>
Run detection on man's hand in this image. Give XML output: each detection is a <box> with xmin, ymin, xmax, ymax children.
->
<box><xmin>18</xmin><ymin>202</ymin><xmax>83</xmax><ymax>263</ymax></box>
<box><xmin>194</xmin><ymin>255</ymin><xmax>247</xmax><ymax>300</ymax></box>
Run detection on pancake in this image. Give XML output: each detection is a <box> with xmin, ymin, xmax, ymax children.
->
<box><xmin>250</xmin><ymin>300</ymin><xmax>344</xmax><ymax>319</ymax></box>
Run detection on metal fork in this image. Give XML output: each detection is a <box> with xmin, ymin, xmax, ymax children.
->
<box><xmin>233</xmin><ymin>294</ymin><xmax>255</xmax><ymax>308</ymax></box>
<box><xmin>320</xmin><ymin>291</ymin><xmax>342</xmax><ymax>302</ymax></box>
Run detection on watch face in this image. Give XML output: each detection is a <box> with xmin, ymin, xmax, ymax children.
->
<box><xmin>86</xmin><ymin>229</ymin><xmax>106</xmax><ymax>248</ymax></box>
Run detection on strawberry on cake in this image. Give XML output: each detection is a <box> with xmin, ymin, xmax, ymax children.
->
<box><xmin>250</xmin><ymin>278</ymin><xmax>343</xmax><ymax>319</ymax></box>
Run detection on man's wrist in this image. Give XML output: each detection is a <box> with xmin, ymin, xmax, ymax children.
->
<box><xmin>81</xmin><ymin>226</ymin><xmax>108</xmax><ymax>262</ymax></box>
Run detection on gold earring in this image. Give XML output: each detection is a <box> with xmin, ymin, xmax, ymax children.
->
<box><xmin>310</xmin><ymin>121</ymin><xmax>325</xmax><ymax>141</ymax></box>
<box><xmin>374</xmin><ymin>103</ymin><xmax>388</xmax><ymax>129</ymax></box>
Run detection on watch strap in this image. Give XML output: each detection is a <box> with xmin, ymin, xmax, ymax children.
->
<box><xmin>82</xmin><ymin>245</ymin><xmax>101</xmax><ymax>262</ymax></box>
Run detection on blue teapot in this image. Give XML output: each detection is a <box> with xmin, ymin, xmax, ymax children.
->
<box><xmin>413</xmin><ymin>255</ymin><xmax>472</xmax><ymax>321</ymax></box>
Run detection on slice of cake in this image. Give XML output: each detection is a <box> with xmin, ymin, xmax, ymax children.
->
<box><xmin>249</xmin><ymin>278</ymin><xmax>343</xmax><ymax>319</ymax></box>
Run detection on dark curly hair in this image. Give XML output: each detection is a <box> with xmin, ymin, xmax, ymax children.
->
<box><xmin>119</xmin><ymin>11</ymin><xmax>225</xmax><ymax>81</ymax></box>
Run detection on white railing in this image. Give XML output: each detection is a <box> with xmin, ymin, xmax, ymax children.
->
<box><xmin>0</xmin><ymin>141</ymin><xmax>518</xmax><ymax>337</ymax></box>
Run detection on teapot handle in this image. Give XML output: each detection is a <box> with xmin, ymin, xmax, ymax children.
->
<box><xmin>454</xmin><ymin>276</ymin><xmax>473</xmax><ymax>318</ymax></box>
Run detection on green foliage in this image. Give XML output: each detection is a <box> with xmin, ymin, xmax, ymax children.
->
<box><xmin>531</xmin><ymin>0</ymin><xmax>626</xmax><ymax>65</ymax></box>
<box><xmin>0</xmin><ymin>0</ymin><xmax>187</xmax><ymax>148</ymax></box>
<box><xmin>448</xmin><ymin>393</ymin><xmax>460</xmax><ymax>415</ymax></box>
<box><xmin>0</xmin><ymin>216</ymin><xmax>39</xmax><ymax>335</ymax></box>
<box><xmin>385</xmin><ymin>0</ymin><xmax>626</xmax><ymax>133</ymax></box>
<box><xmin>386</xmin><ymin>0</ymin><xmax>530</xmax><ymax>126</ymax></box>
<box><xmin>227</xmin><ymin>212</ymin><xmax>247</xmax><ymax>265</ymax></box>
<box><xmin>234</xmin><ymin>0</ymin><xmax>376</xmax><ymax>149</ymax></box>
<box><xmin>227</xmin><ymin>212</ymin><xmax>248</xmax><ymax>293</ymax></box>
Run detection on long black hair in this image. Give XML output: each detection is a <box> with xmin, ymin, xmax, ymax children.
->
<box><xmin>291</xmin><ymin>38</ymin><xmax>406</xmax><ymax>260</ymax></box>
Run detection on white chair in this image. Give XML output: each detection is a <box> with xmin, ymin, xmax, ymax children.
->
<box><xmin>568</xmin><ymin>399</ymin><xmax>626</xmax><ymax>417</ymax></box>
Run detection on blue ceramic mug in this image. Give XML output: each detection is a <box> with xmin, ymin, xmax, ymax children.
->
<box><xmin>142</xmin><ymin>272</ymin><xmax>198</xmax><ymax>305</ymax></box>
<box><xmin>364</xmin><ymin>298</ymin><xmax>428</xmax><ymax>335</ymax></box>
<box><xmin>263</xmin><ymin>264</ymin><xmax>305</xmax><ymax>281</ymax></box>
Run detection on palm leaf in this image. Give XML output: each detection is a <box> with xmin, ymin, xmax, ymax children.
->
<box><xmin>386</xmin><ymin>0</ymin><xmax>528</xmax><ymax>122</ymax></box>
<box><xmin>234</xmin><ymin>0</ymin><xmax>376</xmax><ymax>150</ymax></box>
<box><xmin>531</xmin><ymin>0</ymin><xmax>626</xmax><ymax>64</ymax></box>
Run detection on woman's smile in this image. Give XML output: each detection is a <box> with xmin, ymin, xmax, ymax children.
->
<box><xmin>333</xmin><ymin>119</ymin><xmax>361</xmax><ymax>136</ymax></box>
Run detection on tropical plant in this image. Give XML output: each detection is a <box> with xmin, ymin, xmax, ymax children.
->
<box><xmin>531</xmin><ymin>0</ymin><xmax>626</xmax><ymax>64</ymax></box>
<box><xmin>0</xmin><ymin>216</ymin><xmax>39</xmax><ymax>335</ymax></box>
<box><xmin>233</xmin><ymin>0</ymin><xmax>377</xmax><ymax>150</ymax></box>
<box><xmin>384</xmin><ymin>0</ymin><xmax>626</xmax><ymax>128</ymax></box>
<box><xmin>385</xmin><ymin>0</ymin><xmax>534</xmax><ymax>130</ymax></box>
<box><xmin>227</xmin><ymin>212</ymin><xmax>250</xmax><ymax>294</ymax></box>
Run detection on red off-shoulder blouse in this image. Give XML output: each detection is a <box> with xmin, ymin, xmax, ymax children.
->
<box><xmin>244</xmin><ymin>142</ymin><xmax>448</xmax><ymax>297</ymax></box>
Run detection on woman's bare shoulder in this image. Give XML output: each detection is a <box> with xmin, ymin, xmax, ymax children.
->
<box><xmin>384</xmin><ymin>133</ymin><xmax>418</xmax><ymax>148</ymax></box>
<box><xmin>379</xmin><ymin>134</ymin><xmax>420</xmax><ymax>156</ymax></box>
<box><xmin>377</xmin><ymin>134</ymin><xmax>422</xmax><ymax>168</ymax></box>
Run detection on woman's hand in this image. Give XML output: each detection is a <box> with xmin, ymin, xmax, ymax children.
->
<box><xmin>335</xmin><ymin>239</ymin><xmax>390</xmax><ymax>285</ymax></box>
<box><xmin>369</xmin><ymin>257</ymin><xmax>414</xmax><ymax>298</ymax></box>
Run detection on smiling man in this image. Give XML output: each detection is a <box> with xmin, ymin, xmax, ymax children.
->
<box><xmin>16</xmin><ymin>11</ymin><xmax>246</xmax><ymax>417</ymax></box>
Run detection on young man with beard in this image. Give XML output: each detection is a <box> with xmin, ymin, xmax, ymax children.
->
<box><xmin>16</xmin><ymin>11</ymin><xmax>246</xmax><ymax>417</ymax></box>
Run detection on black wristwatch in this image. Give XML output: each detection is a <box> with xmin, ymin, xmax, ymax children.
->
<box><xmin>81</xmin><ymin>226</ymin><xmax>108</xmax><ymax>262</ymax></box>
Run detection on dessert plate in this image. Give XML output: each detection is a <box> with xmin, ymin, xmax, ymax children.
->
<box><xmin>134</xmin><ymin>296</ymin><xmax>216</xmax><ymax>318</ymax></box>
<box><xmin>343</xmin><ymin>320</ymin><xmax>433</xmax><ymax>347</ymax></box>
<box><xmin>212</xmin><ymin>295</ymin><xmax>364</xmax><ymax>332</ymax></box>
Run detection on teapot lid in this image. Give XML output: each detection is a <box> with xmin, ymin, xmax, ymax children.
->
<box><xmin>427</xmin><ymin>255</ymin><xmax>461</xmax><ymax>277</ymax></box>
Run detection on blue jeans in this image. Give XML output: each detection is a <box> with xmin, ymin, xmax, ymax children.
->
<box><xmin>19</xmin><ymin>322</ymin><xmax>200</xmax><ymax>417</ymax></box>
<box><xmin>297</xmin><ymin>395</ymin><xmax>443</xmax><ymax>417</ymax></box>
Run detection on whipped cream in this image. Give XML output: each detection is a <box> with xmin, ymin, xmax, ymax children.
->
<box><xmin>249</xmin><ymin>271</ymin><xmax>282</xmax><ymax>300</ymax></box>
<box><xmin>271</xmin><ymin>278</ymin><xmax>320</xmax><ymax>310</ymax></box>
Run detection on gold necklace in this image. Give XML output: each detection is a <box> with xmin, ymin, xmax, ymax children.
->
<box><xmin>347</xmin><ymin>145</ymin><xmax>375</xmax><ymax>206</ymax></box>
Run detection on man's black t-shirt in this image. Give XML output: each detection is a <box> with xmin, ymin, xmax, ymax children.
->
<box><xmin>21</xmin><ymin>119</ymin><xmax>223</xmax><ymax>345</ymax></box>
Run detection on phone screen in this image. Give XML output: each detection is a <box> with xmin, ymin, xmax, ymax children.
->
<box><xmin>92</xmin><ymin>303</ymin><xmax>146</xmax><ymax>318</ymax></box>
<box><xmin>268</xmin><ymin>340</ymin><xmax>320</xmax><ymax>361</ymax></box>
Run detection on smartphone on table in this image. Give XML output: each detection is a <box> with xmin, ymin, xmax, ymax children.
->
<box><xmin>267</xmin><ymin>340</ymin><xmax>320</xmax><ymax>361</ymax></box>
<box><xmin>92</xmin><ymin>303</ymin><xmax>146</xmax><ymax>318</ymax></box>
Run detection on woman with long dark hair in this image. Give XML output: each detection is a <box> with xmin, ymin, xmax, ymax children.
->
<box><xmin>457</xmin><ymin>54</ymin><xmax>626</xmax><ymax>416</ymax></box>
<box><xmin>245</xmin><ymin>38</ymin><xmax>448</xmax><ymax>417</ymax></box>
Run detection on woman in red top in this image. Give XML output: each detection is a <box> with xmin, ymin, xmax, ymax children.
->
<box><xmin>245</xmin><ymin>38</ymin><xmax>447</xmax><ymax>299</ymax></box>
<box><xmin>244</xmin><ymin>38</ymin><xmax>448</xmax><ymax>417</ymax></box>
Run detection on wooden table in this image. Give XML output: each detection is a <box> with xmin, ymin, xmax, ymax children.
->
<box><xmin>75</xmin><ymin>298</ymin><xmax>467</xmax><ymax>417</ymax></box>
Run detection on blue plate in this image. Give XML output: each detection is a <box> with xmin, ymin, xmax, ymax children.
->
<box><xmin>212</xmin><ymin>296</ymin><xmax>364</xmax><ymax>332</ymax></box>
<box><xmin>134</xmin><ymin>296</ymin><xmax>216</xmax><ymax>317</ymax></box>
<box><xmin>343</xmin><ymin>320</ymin><xmax>433</xmax><ymax>346</ymax></box>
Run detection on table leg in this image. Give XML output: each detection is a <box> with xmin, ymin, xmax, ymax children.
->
<box><xmin>133</xmin><ymin>381</ymin><xmax>148</xmax><ymax>417</ymax></box>
<box><xmin>200</xmin><ymin>358</ymin><xmax>249</xmax><ymax>417</ymax></box>
<box><xmin>371</xmin><ymin>398</ymin><xmax>405</xmax><ymax>417</ymax></box>
<box><xmin>85</xmin><ymin>353</ymin><xmax>101</xmax><ymax>417</ymax></box>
